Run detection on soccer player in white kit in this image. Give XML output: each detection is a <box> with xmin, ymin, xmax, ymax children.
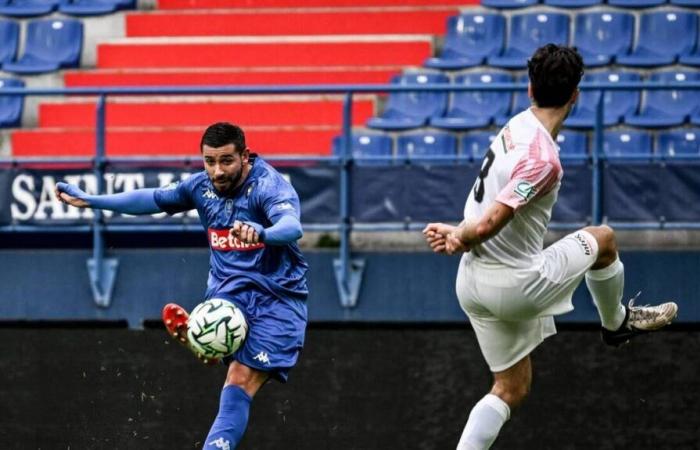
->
<box><xmin>423</xmin><ymin>44</ymin><xmax>678</xmax><ymax>450</ymax></box>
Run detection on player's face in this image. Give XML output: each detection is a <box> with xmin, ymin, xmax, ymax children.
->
<box><xmin>202</xmin><ymin>143</ymin><xmax>249</xmax><ymax>194</ymax></box>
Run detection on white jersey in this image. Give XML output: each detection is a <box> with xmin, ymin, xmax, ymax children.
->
<box><xmin>464</xmin><ymin>108</ymin><xmax>563</xmax><ymax>269</ymax></box>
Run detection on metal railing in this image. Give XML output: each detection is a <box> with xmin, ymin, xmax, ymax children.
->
<box><xmin>1</xmin><ymin>81</ymin><xmax>699</xmax><ymax>307</ymax></box>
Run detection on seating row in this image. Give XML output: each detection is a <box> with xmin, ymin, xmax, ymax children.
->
<box><xmin>333</xmin><ymin>129</ymin><xmax>700</xmax><ymax>161</ymax></box>
<box><xmin>367</xmin><ymin>70</ymin><xmax>700</xmax><ymax>131</ymax></box>
<box><xmin>0</xmin><ymin>18</ymin><xmax>82</xmax><ymax>74</ymax></box>
<box><xmin>427</xmin><ymin>10</ymin><xmax>700</xmax><ymax>70</ymax></box>
<box><xmin>481</xmin><ymin>0</ymin><xmax>699</xmax><ymax>9</ymax></box>
<box><xmin>0</xmin><ymin>0</ymin><xmax>134</xmax><ymax>18</ymax></box>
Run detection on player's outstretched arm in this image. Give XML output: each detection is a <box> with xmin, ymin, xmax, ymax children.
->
<box><xmin>55</xmin><ymin>182</ymin><xmax>163</xmax><ymax>215</ymax></box>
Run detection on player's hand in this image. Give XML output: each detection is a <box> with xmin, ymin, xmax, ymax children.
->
<box><xmin>422</xmin><ymin>222</ymin><xmax>455</xmax><ymax>254</ymax></box>
<box><xmin>55</xmin><ymin>182</ymin><xmax>90</xmax><ymax>208</ymax></box>
<box><xmin>231</xmin><ymin>220</ymin><xmax>262</xmax><ymax>245</ymax></box>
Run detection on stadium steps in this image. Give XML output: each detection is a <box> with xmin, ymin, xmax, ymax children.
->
<box><xmin>96</xmin><ymin>35</ymin><xmax>434</xmax><ymax>69</ymax></box>
<box><xmin>36</xmin><ymin>95</ymin><xmax>376</xmax><ymax>127</ymax></box>
<box><xmin>125</xmin><ymin>7</ymin><xmax>458</xmax><ymax>37</ymax></box>
<box><xmin>154</xmin><ymin>0</ymin><xmax>475</xmax><ymax>9</ymax></box>
<box><xmin>11</xmin><ymin>125</ymin><xmax>340</xmax><ymax>156</ymax></box>
<box><xmin>62</xmin><ymin>66</ymin><xmax>404</xmax><ymax>87</ymax></box>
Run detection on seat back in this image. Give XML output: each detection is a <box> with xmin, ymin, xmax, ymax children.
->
<box><xmin>574</xmin><ymin>12</ymin><xmax>634</xmax><ymax>60</ymax></box>
<box><xmin>634</xmin><ymin>11</ymin><xmax>697</xmax><ymax>58</ymax></box>
<box><xmin>382</xmin><ymin>72</ymin><xmax>449</xmax><ymax>121</ymax></box>
<box><xmin>657</xmin><ymin>129</ymin><xmax>700</xmax><ymax>156</ymax></box>
<box><xmin>0</xmin><ymin>77</ymin><xmax>25</xmax><ymax>127</ymax></box>
<box><xmin>24</xmin><ymin>18</ymin><xmax>83</xmax><ymax>67</ymax></box>
<box><xmin>332</xmin><ymin>133</ymin><xmax>393</xmax><ymax>160</ymax></box>
<box><xmin>396</xmin><ymin>132</ymin><xmax>457</xmax><ymax>159</ymax></box>
<box><xmin>461</xmin><ymin>131</ymin><xmax>498</xmax><ymax>159</ymax></box>
<box><xmin>507</xmin><ymin>13</ymin><xmax>570</xmax><ymax>57</ymax></box>
<box><xmin>556</xmin><ymin>130</ymin><xmax>588</xmax><ymax>155</ymax></box>
<box><xmin>0</xmin><ymin>19</ymin><xmax>19</xmax><ymax>64</ymax></box>
<box><xmin>448</xmin><ymin>72</ymin><xmax>512</xmax><ymax>120</ymax></box>
<box><xmin>644</xmin><ymin>71</ymin><xmax>700</xmax><ymax>117</ymax></box>
<box><xmin>603</xmin><ymin>130</ymin><xmax>652</xmax><ymax>156</ymax></box>
<box><xmin>574</xmin><ymin>72</ymin><xmax>641</xmax><ymax>121</ymax></box>
<box><xmin>510</xmin><ymin>74</ymin><xmax>531</xmax><ymax>115</ymax></box>
<box><xmin>443</xmin><ymin>13</ymin><xmax>505</xmax><ymax>60</ymax></box>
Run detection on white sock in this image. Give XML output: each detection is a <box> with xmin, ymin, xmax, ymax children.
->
<box><xmin>585</xmin><ymin>257</ymin><xmax>627</xmax><ymax>331</ymax></box>
<box><xmin>457</xmin><ymin>394</ymin><xmax>510</xmax><ymax>450</ymax></box>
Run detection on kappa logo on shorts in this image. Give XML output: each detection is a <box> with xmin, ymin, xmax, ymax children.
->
<box><xmin>253</xmin><ymin>351</ymin><xmax>271</xmax><ymax>365</ymax></box>
<box><xmin>208</xmin><ymin>437</ymin><xmax>231</xmax><ymax>450</ymax></box>
<box><xmin>574</xmin><ymin>233</ymin><xmax>592</xmax><ymax>256</ymax></box>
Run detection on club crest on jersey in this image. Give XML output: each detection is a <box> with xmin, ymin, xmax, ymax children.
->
<box><xmin>203</xmin><ymin>189</ymin><xmax>218</xmax><ymax>200</ymax></box>
<box><xmin>225</xmin><ymin>199</ymin><xmax>233</xmax><ymax>214</ymax></box>
<box><xmin>209</xmin><ymin>228</ymin><xmax>264</xmax><ymax>251</ymax></box>
<box><xmin>514</xmin><ymin>181</ymin><xmax>536</xmax><ymax>201</ymax></box>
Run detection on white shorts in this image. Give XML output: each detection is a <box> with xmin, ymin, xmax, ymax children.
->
<box><xmin>456</xmin><ymin>230</ymin><xmax>599</xmax><ymax>372</ymax></box>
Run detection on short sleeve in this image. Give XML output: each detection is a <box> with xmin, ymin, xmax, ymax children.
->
<box><xmin>254</xmin><ymin>175</ymin><xmax>301</xmax><ymax>223</ymax></box>
<box><xmin>495</xmin><ymin>156</ymin><xmax>561</xmax><ymax>213</ymax></box>
<box><xmin>153</xmin><ymin>174</ymin><xmax>198</xmax><ymax>215</ymax></box>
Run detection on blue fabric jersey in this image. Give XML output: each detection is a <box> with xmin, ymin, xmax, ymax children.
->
<box><xmin>153</xmin><ymin>155</ymin><xmax>309</xmax><ymax>302</ymax></box>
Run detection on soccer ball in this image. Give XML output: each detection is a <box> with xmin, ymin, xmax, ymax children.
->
<box><xmin>187</xmin><ymin>299</ymin><xmax>248</xmax><ymax>359</ymax></box>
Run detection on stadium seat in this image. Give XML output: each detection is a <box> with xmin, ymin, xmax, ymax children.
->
<box><xmin>430</xmin><ymin>72</ymin><xmax>512</xmax><ymax>130</ymax></box>
<box><xmin>396</xmin><ymin>131</ymin><xmax>458</xmax><ymax>162</ymax></box>
<box><xmin>544</xmin><ymin>0</ymin><xmax>601</xmax><ymax>6</ymax></box>
<box><xmin>366</xmin><ymin>72</ymin><xmax>449</xmax><ymax>131</ymax></box>
<box><xmin>488</xmin><ymin>13</ymin><xmax>569</xmax><ymax>69</ymax></box>
<box><xmin>573</xmin><ymin>12</ymin><xmax>634</xmax><ymax>67</ymax></box>
<box><xmin>59</xmin><ymin>0</ymin><xmax>135</xmax><ymax>15</ymax></box>
<box><xmin>625</xmin><ymin>71</ymin><xmax>700</xmax><ymax>128</ymax></box>
<box><xmin>566</xmin><ymin>72</ymin><xmax>641</xmax><ymax>129</ymax></box>
<box><xmin>0</xmin><ymin>77</ymin><xmax>24</xmax><ymax>127</ymax></box>
<box><xmin>480</xmin><ymin>0</ymin><xmax>538</xmax><ymax>8</ymax></box>
<box><xmin>494</xmin><ymin>74</ymin><xmax>531</xmax><ymax>127</ymax></box>
<box><xmin>331</xmin><ymin>132</ymin><xmax>394</xmax><ymax>164</ymax></box>
<box><xmin>3</xmin><ymin>18</ymin><xmax>83</xmax><ymax>74</ymax></box>
<box><xmin>616</xmin><ymin>11</ymin><xmax>697</xmax><ymax>67</ymax></box>
<box><xmin>657</xmin><ymin>129</ymin><xmax>700</xmax><ymax>157</ymax></box>
<box><xmin>603</xmin><ymin>130</ymin><xmax>653</xmax><ymax>157</ymax></box>
<box><xmin>678</xmin><ymin>22</ymin><xmax>700</xmax><ymax>67</ymax></box>
<box><xmin>0</xmin><ymin>19</ymin><xmax>19</xmax><ymax>66</ymax></box>
<box><xmin>0</xmin><ymin>0</ymin><xmax>58</xmax><ymax>17</ymax></box>
<box><xmin>670</xmin><ymin>0</ymin><xmax>700</xmax><ymax>5</ymax></box>
<box><xmin>607</xmin><ymin>0</ymin><xmax>665</xmax><ymax>7</ymax></box>
<box><xmin>556</xmin><ymin>130</ymin><xmax>588</xmax><ymax>156</ymax></box>
<box><xmin>460</xmin><ymin>131</ymin><xmax>497</xmax><ymax>160</ymax></box>
<box><xmin>424</xmin><ymin>13</ymin><xmax>505</xmax><ymax>70</ymax></box>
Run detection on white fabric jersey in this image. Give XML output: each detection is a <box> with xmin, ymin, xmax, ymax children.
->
<box><xmin>464</xmin><ymin>108</ymin><xmax>563</xmax><ymax>269</ymax></box>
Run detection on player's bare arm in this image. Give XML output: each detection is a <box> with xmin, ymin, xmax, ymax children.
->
<box><xmin>448</xmin><ymin>201</ymin><xmax>514</xmax><ymax>253</ymax></box>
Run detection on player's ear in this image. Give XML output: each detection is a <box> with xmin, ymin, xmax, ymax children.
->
<box><xmin>240</xmin><ymin>147</ymin><xmax>250</xmax><ymax>164</ymax></box>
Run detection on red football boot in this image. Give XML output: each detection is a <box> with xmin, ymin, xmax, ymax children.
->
<box><xmin>162</xmin><ymin>303</ymin><xmax>219</xmax><ymax>365</ymax></box>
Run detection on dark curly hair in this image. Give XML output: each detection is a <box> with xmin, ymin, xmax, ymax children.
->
<box><xmin>200</xmin><ymin>122</ymin><xmax>246</xmax><ymax>153</ymax></box>
<box><xmin>527</xmin><ymin>44</ymin><xmax>584</xmax><ymax>108</ymax></box>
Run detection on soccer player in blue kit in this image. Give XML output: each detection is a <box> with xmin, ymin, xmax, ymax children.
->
<box><xmin>55</xmin><ymin>122</ymin><xmax>308</xmax><ymax>449</ymax></box>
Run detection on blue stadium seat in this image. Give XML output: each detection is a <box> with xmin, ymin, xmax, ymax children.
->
<box><xmin>430</xmin><ymin>72</ymin><xmax>512</xmax><ymax>130</ymax></box>
<box><xmin>544</xmin><ymin>0</ymin><xmax>601</xmax><ymax>6</ymax></box>
<box><xmin>625</xmin><ymin>71</ymin><xmax>700</xmax><ymax>128</ymax></box>
<box><xmin>366</xmin><ymin>72</ymin><xmax>449</xmax><ymax>131</ymax></box>
<box><xmin>607</xmin><ymin>0</ymin><xmax>665</xmax><ymax>7</ymax></box>
<box><xmin>480</xmin><ymin>0</ymin><xmax>538</xmax><ymax>8</ymax></box>
<box><xmin>424</xmin><ymin>13</ymin><xmax>505</xmax><ymax>70</ymax></box>
<box><xmin>657</xmin><ymin>129</ymin><xmax>700</xmax><ymax>157</ymax></box>
<box><xmin>60</xmin><ymin>0</ymin><xmax>135</xmax><ymax>15</ymax></box>
<box><xmin>488</xmin><ymin>13</ymin><xmax>569</xmax><ymax>69</ymax></box>
<box><xmin>603</xmin><ymin>130</ymin><xmax>653</xmax><ymax>157</ymax></box>
<box><xmin>556</xmin><ymin>130</ymin><xmax>588</xmax><ymax>156</ymax></box>
<box><xmin>494</xmin><ymin>74</ymin><xmax>531</xmax><ymax>127</ymax></box>
<box><xmin>396</xmin><ymin>131</ymin><xmax>458</xmax><ymax>162</ymax></box>
<box><xmin>573</xmin><ymin>12</ymin><xmax>634</xmax><ymax>68</ymax></box>
<box><xmin>566</xmin><ymin>72</ymin><xmax>641</xmax><ymax>129</ymax></box>
<box><xmin>0</xmin><ymin>77</ymin><xmax>24</xmax><ymax>127</ymax></box>
<box><xmin>331</xmin><ymin>132</ymin><xmax>394</xmax><ymax>164</ymax></box>
<box><xmin>0</xmin><ymin>19</ymin><xmax>19</xmax><ymax>66</ymax></box>
<box><xmin>3</xmin><ymin>19</ymin><xmax>83</xmax><ymax>74</ymax></box>
<box><xmin>461</xmin><ymin>131</ymin><xmax>498</xmax><ymax>159</ymax></box>
<box><xmin>670</xmin><ymin>0</ymin><xmax>700</xmax><ymax>5</ymax></box>
<box><xmin>678</xmin><ymin>22</ymin><xmax>700</xmax><ymax>67</ymax></box>
<box><xmin>616</xmin><ymin>11</ymin><xmax>697</xmax><ymax>67</ymax></box>
<box><xmin>0</xmin><ymin>0</ymin><xmax>58</xmax><ymax>17</ymax></box>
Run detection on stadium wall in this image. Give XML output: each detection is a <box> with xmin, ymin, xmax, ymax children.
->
<box><xmin>0</xmin><ymin>248</ymin><xmax>698</xmax><ymax>325</ymax></box>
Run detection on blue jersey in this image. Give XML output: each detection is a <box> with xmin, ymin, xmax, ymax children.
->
<box><xmin>153</xmin><ymin>155</ymin><xmax>309</xmax><ymax>301</ymax></box>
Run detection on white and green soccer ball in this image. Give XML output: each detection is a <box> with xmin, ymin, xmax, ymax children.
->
<box><xmin>186</xmin><ymin>299</ymin><xmax>248</xmax><ymax>359</ymax></box>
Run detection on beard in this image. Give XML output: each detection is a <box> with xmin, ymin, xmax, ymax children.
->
<box><xmin>213</xmin><ymin>169</ymin><xmax>243</xmax><ymax>194</ymax></box>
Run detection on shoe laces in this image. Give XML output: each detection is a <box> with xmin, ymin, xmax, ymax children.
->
<box><xmin>627</xmin><ymin>291</ymin><xmax>664</xmax><ymax>325</ymax></box>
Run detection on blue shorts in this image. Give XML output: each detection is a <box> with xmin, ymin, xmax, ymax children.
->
<box><xmin>213</xmin><ymin>290</ymin><xmax>307</xmax><ymax>383</ymax></box>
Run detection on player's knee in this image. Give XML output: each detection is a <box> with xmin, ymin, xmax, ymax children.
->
<box><xmin>491</xmin><ymin>379</ymin><xmax>530</xmax><ymax>409</ymax></box>
<box><xmin>585</xmin><ymin>225</ymin><xmax>617</xmax><ymax>266</ymax></box>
